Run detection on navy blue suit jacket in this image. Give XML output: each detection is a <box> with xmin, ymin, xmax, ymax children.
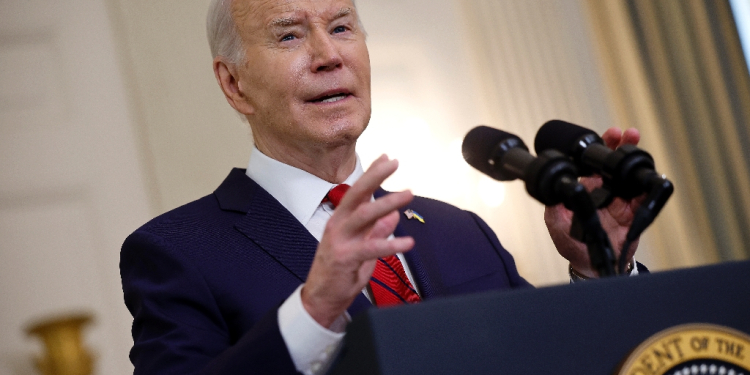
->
<box><xmin>121</xmin><ymin>168</ymin><xmax>531</xmax><ymax>374</ymax></box>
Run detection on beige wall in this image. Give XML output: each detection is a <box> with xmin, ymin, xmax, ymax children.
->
<box><xmin>0</xmin><ymin>0</ymin><xmax>151</xmax><ymax>374</ymax></box>
<box><xmin>108</xmin><ymin>0</ymin><xmax>252</xmax><ymax>214</ymax></box>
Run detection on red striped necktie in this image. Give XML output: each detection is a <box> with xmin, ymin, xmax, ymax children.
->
<box><xmin>324</xmin><ymin>184</ymin><xmax>421</xmax><ymax>307</ymax></box>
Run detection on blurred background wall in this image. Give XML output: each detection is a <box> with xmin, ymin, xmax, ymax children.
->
<box><xmin>1</xmin><ymin>0</ymin><xmax>748</xmax><ymax>374</ymax></box>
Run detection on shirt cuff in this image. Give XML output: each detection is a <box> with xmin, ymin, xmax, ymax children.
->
<box><xmin>630</xmin><ymin>258</ymin><xmax>640</xmax><ymax>276</ymax></box>
<box><xmin>568</xmin><ymin>257</ymin><xmax>639</xmax><ymax>283</ymax></box>
<box><xmin>278</xmin><ymin>284</ymin><xmax>350</xmax><ymax>375</ymax></box>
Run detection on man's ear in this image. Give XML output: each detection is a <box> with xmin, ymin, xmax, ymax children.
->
<box><xmin>213</xmin><ymin>57</ymin><xmax>255</xmax><ymax>115</ymax></box>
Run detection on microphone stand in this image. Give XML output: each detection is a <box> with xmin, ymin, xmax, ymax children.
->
<box><xmin>616</xmin><ymin>175</ymin><xmax>674</xmax><ymax>274</ymax></box>
<box><xmin>555</xmin><ymin>176</ymin><xmax>617</xmax><ymax>278</ymax></box>
<box><xmin>522</xmin><ymin>150</ymin><xmax>617</xmax><ymax>278</ymax></box>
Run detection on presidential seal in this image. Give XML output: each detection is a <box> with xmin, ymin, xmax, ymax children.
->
<box><xmin>618</xmin><ymin>324</ymin><xmax>750</xmax><ymax>375</ymax></box>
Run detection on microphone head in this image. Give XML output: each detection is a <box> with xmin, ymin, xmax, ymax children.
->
<box><xmin>462</xmin><ymin>125</ymin><xmax>528</xmax><ymax>181</ymax></box>
<box><xmin>534</xmin><ymin>119</ymin><xmax>601</xmax><ymax>155</ymax></box>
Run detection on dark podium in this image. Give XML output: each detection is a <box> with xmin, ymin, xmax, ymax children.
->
<box><xmin>328</xmin><ymin>261</ymin><xmax>750</xmax><ymax>375</ymax></box>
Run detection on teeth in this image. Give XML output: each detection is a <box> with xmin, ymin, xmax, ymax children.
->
<box><xmin>320</xmin><ymin>94</ymin><xmax>347</xmax><ymax>103</ymax></box>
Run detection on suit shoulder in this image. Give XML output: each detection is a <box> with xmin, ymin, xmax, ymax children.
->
<box><xmin>128</xmin><ymin>193</ymin><xmax>231</xmax><ymax>242</ymax></box>
<box><xmin>410</xmin><ymin>195</ymin><xmax>473</xmax><ymax>218</ymax></box>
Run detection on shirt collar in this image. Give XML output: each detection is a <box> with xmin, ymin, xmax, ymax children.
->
<box><xmin>245</xmin><ymin>146</ymin><xmax>364</xmax><ymax>225</ymax></box>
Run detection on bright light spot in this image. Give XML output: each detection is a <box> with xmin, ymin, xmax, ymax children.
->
<box><xmin>477</xmin><ymin>175</ymin><xmax>506</xmax><ymax>207</ymax></box>
<box><xmin>359</xmin><ymin>106</ymin><xmax>476</xmax><ymax>206</ymax></box>
<box><xmin>730</xmin><ymin>0</ymin><xmax>750</xmax><ymax>74</ymax></box>
<box><xmin>449</xmin><ymin>138</ymin><xmax>473</xmax><ymax>174</ymax></box>
<box><xmin>358</xmin><ymin>110</ymin><xmax>438</xmax><ymax>193</ymax></box>
<box><xmin>416</xmin><ymin>138</ymin><xmax>474</xmax><ymax>201</ymax></box>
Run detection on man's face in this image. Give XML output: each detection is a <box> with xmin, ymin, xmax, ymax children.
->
<box><xmin>231</xmin><ymin>0</ymin><xmax>371</xmax><ymax>152</ymax></box>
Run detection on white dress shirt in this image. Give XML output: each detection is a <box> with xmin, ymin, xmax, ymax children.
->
<box><xmin>245</xmin><ymin>147</ymin><xmax>418</xmax><ymax>375</ymax></box>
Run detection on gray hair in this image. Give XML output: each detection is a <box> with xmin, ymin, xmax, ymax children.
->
<box><xmin>206</xmin><ymin>0</ymin><xmax>245</xmax><ymax>65</ymax></box>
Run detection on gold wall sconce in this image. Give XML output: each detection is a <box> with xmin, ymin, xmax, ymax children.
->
<box><xmin>26</xmin><ymin>313</ymin><xmax>94</xmax><ymax>375</ymax></box>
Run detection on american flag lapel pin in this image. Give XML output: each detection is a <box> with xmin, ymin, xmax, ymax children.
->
<box><xmin>403</xmin><ymin>209</ymin><xmax>425</xmax><ymax>224</ymax></box>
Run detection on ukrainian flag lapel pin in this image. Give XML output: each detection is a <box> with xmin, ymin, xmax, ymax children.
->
<box><xmin>404</xmin><ymin>209</ymin><xmax>425</xmax><ymax>224</ymax></box>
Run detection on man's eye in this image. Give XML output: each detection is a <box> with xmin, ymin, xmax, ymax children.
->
<box><xmin>332</xmin><ymin>26</ymin><xmax>347</xmax><ymax>34</ymax></box>
<box><xmin>281</xmin><ymin>34</ymin><xmax>296</xmax><ymax>42</ymax></box>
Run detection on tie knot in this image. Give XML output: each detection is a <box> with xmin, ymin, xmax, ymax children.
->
<box><xmin>324</xmin><ymin>184</ymin><xmax>350</xmax><ymax>208</ymax></box>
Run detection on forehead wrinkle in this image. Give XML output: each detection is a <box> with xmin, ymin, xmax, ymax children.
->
<box><xmin>232</xmin><ymin>0</ymin><xmax>294</xmax><ymax>33</ymax></box>
<box><xmin>230</xmin><ymin>0</ymin><xmax>254</xmax><ymax>25</ymax></box>
<box><xmin>231</xmin><ymin>0</ymin><xmax>361</xmax><ymax>45</ymax></box>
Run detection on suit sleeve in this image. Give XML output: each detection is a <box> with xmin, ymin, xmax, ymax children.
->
<box><xmin>467</xmin><ymin>211</ymin><xmax>533</xmax><ymax>289</ymax></box>
<box><xmin>120</xmin><ymin>230</ymin><xmax>300</xmax><ymax>375</ymax></box>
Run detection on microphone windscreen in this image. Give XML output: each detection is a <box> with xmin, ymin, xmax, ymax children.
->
<box><xmin>462</xmin><ymin>125</ymin><xmax>525</xmax><ymax>177</ymax></box>
<box><xmin>534</xmin><ymin>120</ymin><xmax>597</xmax><ymax>155</ymax></box>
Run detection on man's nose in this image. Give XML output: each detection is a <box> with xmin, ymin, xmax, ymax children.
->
<box><xmin>309</xmin><ymin>30</ymin><xmax>343</xmax><ymax>72</ymax></box>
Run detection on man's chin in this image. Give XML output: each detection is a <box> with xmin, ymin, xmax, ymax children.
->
<box><xmin>317</xmin><ymin>131</ymin><xmax>361</xmax><ymax>149</ymax></box>
<box><xmin>317</xmin><ymin>116</ymin><xmax>366</xmax><ymax>139</ymax></box>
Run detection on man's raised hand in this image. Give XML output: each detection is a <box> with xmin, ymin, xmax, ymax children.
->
<box><xmin>301</xmin><ymin>155</ymin><xmax>414</xmax><ymax>327</ymax></box>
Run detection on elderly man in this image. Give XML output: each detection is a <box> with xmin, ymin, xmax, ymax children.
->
<box><xmin>120</xmin><ymin>0</ymin><xmax>644</xmax><ymax>374</ymax></box>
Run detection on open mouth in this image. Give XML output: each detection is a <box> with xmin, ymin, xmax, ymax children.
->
<box><xmin>309</xmin><ymin>91</ymin><xmax>351</xmax><ymax>103</ymax></box>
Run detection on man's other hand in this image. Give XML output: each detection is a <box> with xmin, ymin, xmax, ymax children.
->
<box><xmin>302</xmin><ymin>155</ymin><xmax>414</xmax><ymax>327</ymax></box>
<box><xmin>544</xmin><ymin>127</ymin><xmax>643</xmax><ymax>278</ymax></box>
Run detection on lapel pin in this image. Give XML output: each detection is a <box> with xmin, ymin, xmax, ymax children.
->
<box><xmin>404</xmin><ymin>209</ymin><xmax>425</xmax><ymax>224</ymax></box>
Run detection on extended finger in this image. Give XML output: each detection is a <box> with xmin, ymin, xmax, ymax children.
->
<box><xmin>340</xmin><ymin>190</ymin><xmax>413</xmax><ymax>234</ymax></box>
<box><xmin>621</xmin><ymin>128</ymin><xmax>640</xmax><ymax>147</ymax></box>
<box><xmin>601</xmin><ymin>127</ymin><xmax>623</xmax><ymax>150</ymax></box>
<box><xmin>358</xmin><ymin>236</ymin><xmax>415</xmax><ymax>261</ymax></box>
<box><xmin>337</xmin><ymin>155</ymin><xmax>398</xmax><ymax>212</ymax></box>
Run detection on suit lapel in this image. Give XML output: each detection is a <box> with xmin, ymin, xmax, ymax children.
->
<box><xmin>374</xmin><ymin>188</ymin><xmax>439</xmax><ymax>299</ymax></box>
<box><xmin>235</xmin><ymin>196</ymin><xmax>319</xmax><ymax>283</ymax></box>
<box><xmin>216</xmin><ymin>169</ymin><xmax>373</xmax><ymax>315</ymax></box>
<box><xmin>216</xmin><ymin>169</ymin><xmax>319</xmax><ymax>282</ymax></box>
<box><xmin>235</xmin><ymin>200</ymin><xmax>372</xmax><ymax>315</ymax></box>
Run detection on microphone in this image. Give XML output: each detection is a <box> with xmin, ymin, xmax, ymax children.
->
<box><xmin>534</xmin><ymin>120</ymin><xmax>674</xmax><ymax>273</ymax></box>
<box><xmin>462</xmin><ymin>125</ymin><xmax>579</xmax><ymax>206</ymax></box>
<box><xmin>462</xmin><ymin>125</ymin><xmax>617</xmax><ymax>276</ymax></box>
<box><xmin>534</xmin><ymin>120</ymin><xmax>669</xmax><ymax>201</ymax></box>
